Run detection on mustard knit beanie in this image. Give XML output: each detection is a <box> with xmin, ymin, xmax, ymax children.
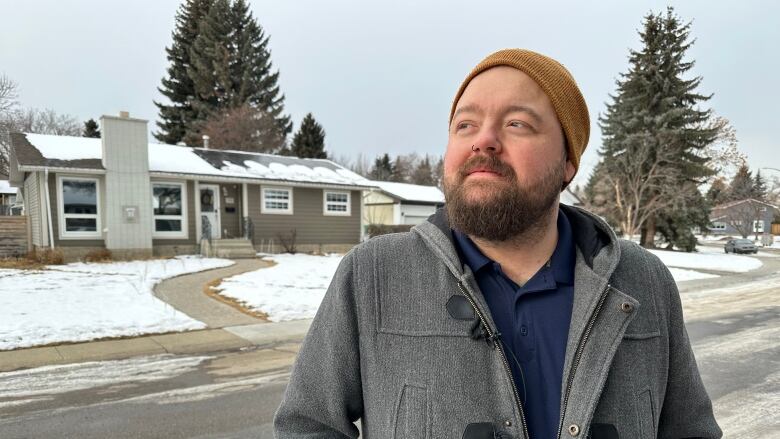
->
<box><xmin>449</xmin><ymin>49</ymin><xmax>590</xmax><ymax>174</ymax></box>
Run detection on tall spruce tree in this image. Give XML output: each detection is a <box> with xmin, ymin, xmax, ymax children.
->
<box><xmin>290</xmin><ymin>113</ymin><xmax>327</xmax><ymax>158</ymax></box>
<box><xmin>154</xmin><ymin>0</ymin><xmax>213</xmax><ymax>144</ymax></box>
<box><xmin>156</xmin><ymin>0</ymin><xmax>291</xmax><ymax>149</ymax></box>
<box><xmin>753</xmin><ymin>170</ymin><xmax>767</xmax><ymax>201</ymax></box>
<box><xmin>727</xmin><ymin>165</ymin><xmax>755</xmax><ymax>201</ymax></box>
<box><xmin>411</xmin><ymin>155</ymin><xmax>436</xmax><ymax>186</ymax></box>
<box><xmin>82</xmin><ymin>119</ymin><xmax>100</xmax><ymax>138</ymax></box>
<box><xmin>592</xmin><ymin>7</ymin><xmax>717</xmax><ymax>249</ymax></box>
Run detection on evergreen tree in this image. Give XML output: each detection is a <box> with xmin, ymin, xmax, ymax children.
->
<box><xmin>368</xmin><ymin>154</ymin><xmax>393</xmax><ymax>181</ymax></box>
<box><xmin>154</xmin><ymin>0</ymin><xmax>214</xmax><ymax>144</ymax></box>
<box><xmin>82</xmin><ymin>118</ymin><xmax>100</xmax><ymax>138</ymax></box>
<box><xmin>728</xmin><ymin>165</ymin><xmax>754</xmax><ymax>201</ymax></box>
<box><xmin>156</xmin><ymin>0</ymin><xmax>291</xmax><ymax>149</ymax></box>
<box><xmin>390</xmin><ymin>155</ymin><xmax>410</xmax><ymax>182</ymax></box>
<box><xmin>411</xmin><ymin>155</ymin><xmax>436</xmax><ymax>186</ymax></box>
<box><xmin>753</xmin><ymin>170</ymin><xmax>767</xmax><ymax>201</ymax></box>
<box><xmin>229</xmin><ymin>0</ymin><xmax>292</xmax><ymax>138</ymax></box>
<box><xmin>593</xmin><ymin>7</ymin><xmax>717</xmax><ymax>249</ymax></box>
<box><xmin>290</xmin><ymin>113</ymin><xmax>327</xmax><ymax>158</ymax></box>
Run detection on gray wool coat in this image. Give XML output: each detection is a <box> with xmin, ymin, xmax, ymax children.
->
<box><xmin>274</xmin><ymin>205</ymin><xmax>721</xmax><ymax>439</ymax></box>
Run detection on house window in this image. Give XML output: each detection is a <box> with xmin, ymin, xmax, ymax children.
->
<box><xmin>152</xmin><ymin>182</ymin><xmax>187</xmax><ymax>238</ymax></box>
<box><xmin>262</xmin><ymin>187</ymin><xmax>293</xmax><ymax>214</ymax></box>
<box><xmin>59</xmin><ymin>176</ymin><xmax>101</xmax><ymax>238</ymax></box>
<box><xmin>323</xmin><ymin>191</ymin><xmax>351</xmax><ymax>216</ymax></box>
<box><xmin>710</xmin><ymin>222</ymin><xmax>727</xmax><ymax>231</ymax></box>
<box><xmin>753</xmin><ymin>220</ymin><xmax>764</xmax><ymax>233</ymax></box>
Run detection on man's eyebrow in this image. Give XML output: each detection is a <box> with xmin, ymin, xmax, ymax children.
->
<box><xmin>504</xmin><ymin>105</ymin><xmax>543</xmax><ymax>123</ymax></box>
<box><xmin>452</xmin><ymin>104</ymin><xmax>481</xmax><ymax>120</ymax></box>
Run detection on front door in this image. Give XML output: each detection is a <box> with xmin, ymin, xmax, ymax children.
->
<box><xmin>200</xmin><ymin>184</ymin><xmax>221</xmax><ymax>239</ymax></box>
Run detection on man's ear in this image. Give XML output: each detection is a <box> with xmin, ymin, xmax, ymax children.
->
<box><xmin>563</xmin><ymin>159</ymin><xmax>576</xmax><ymax>188</ymax></box>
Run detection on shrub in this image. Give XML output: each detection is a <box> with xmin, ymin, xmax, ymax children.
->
<box><xmin>84</xmin><ymin>248</ymin><xmax>113</xmax><ymax>263</ymax></box>
<box><xmin>26</xmin><ymin>248</ymin><xmax>64</xmax><ymax>265</ymax></box>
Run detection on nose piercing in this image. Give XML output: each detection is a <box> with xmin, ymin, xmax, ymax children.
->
<box><xmin>471</xmin><ymin>144</ymin><xmax>478</xmax><ymax>152</ymax></box>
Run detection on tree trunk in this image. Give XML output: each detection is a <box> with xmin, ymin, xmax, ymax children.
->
<box><xmin>641</xmin><ymin>216</ymin><xmax>656</xmax><ymax>248</ymax></box>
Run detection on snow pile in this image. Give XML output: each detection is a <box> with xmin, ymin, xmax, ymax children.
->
<box><xmin>0</xmin><ymin>256</ymin><xmax>233</xmax><ymax>350</ymax></box>
<box><xmin>650</xmin><ymin>249</ymin><xmax>762</xmax><ymax>273</ymax></box>
<box><xmin>216</xmin><ymin>253</ymin><xmax>343</xmax><ymax>322</ymax></box>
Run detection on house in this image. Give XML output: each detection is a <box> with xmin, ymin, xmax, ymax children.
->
<box><xmin>0</xmin><ymin>179</ymin><xmax>20</xmax><ymax>215</ymax></box>
<box><xmin>362</xmin><ymin>180</ymin><xmax>584</xmax><ymax>227</ymax></box>
<box><xmin>709</xmin><ymin>198</ymin><xmax>778</xmax><ymax>243</ymax></box>
<box><xmin>363</xmin><ymin>181</ymin><xmax>445</xmax><ymax>226</ymax></box>
<box><xmin>7</xmin><ymin>112</ymin><xmax>377</xmax><ymax>260</ymax></box>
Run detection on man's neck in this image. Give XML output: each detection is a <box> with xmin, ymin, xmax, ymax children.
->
<box><xmin>470</xmin><ymin>208</ymin><xmax>559</xmax><ymax>286</ymax></box>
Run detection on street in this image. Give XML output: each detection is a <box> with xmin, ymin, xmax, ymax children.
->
<box><xmin>1</xmin><ymin>251</ymin><xmax>778</xmax><ymax>438</ymax></box>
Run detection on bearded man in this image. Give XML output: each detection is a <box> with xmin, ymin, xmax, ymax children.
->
<box><xmin>274</xmin><ymin>49</ymin><xmax>721</xmax><ymax>439</ymax></box>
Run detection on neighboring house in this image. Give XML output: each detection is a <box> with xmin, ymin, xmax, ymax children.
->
<box><xmin>709</xmin><ymin>198</ymin><xmax>778</xmax><ymax>242</ymax></box>
<box><xmin>362</xmin><ymin>181</ymin><xmax>583</xmax><ymax>227</ymax></box>
<box><xmin>7</xmin><ymin>112</ymin><xmax>377</xmax><ymax>260</ymax></box>
<box><xmin>363</xmin><ymin>181</ymin><xmax>445</xmax><ymax>226</ymax></box>
<box><xmin>0</xmin><ymin>179</ymin><xmax>20</xmax><ymax>215</ymax></box>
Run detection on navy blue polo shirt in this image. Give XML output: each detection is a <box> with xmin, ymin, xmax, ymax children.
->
<box><xmin>453</xmin><ymin>208</ymin><xmax>575</xmax><ymax>439</ymax></box>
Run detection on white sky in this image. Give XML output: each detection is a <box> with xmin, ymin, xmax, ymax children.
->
<box><xmin>1</xmin><ymin>0</ymin><xmax>778</xmax><ymax>187</ymax></box>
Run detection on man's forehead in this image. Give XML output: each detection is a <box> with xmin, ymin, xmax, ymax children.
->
<box><xmin>452</xmin><ymin>103</ymin><xmax>543</xmax><ymax>124</ymax></box>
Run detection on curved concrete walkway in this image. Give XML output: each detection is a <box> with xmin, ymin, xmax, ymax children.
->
<box><xmin>154</xmin><ymin>258</ymin><xmax>272</xmax><ymax>328</ymax></box>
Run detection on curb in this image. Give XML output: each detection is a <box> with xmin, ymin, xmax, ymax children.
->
<box><xmin>0</xmin><ymin>319</ymin><xmax>312</xmax><ymax>373</ymax></box>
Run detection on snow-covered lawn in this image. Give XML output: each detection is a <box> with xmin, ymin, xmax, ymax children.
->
<box><xmin>650</xmin><ymin>248</ymin><xmax>762</xmax><ymax>275</ymax></box>
<box><xmin>0</xmin><ymin>256</ymin><xmax>234</xmax><ymax>350</ymax></box>
<box><xmin>216</xmin><ymin>253</ymin><xmax>343</xmax><ymax>322</ymax></box>
<box><xmin>666</xmin><ymin>267</ymin><xmax>719</xmax><ymax>282</ymax></box>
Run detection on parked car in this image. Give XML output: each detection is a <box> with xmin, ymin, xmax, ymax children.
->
<box><xmin>724</xmin><ymin>238</ymin><xmax>758</xmax><ymax>254</ymax></box>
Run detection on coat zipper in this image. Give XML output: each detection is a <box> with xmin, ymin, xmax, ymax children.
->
<box><xmin>555</xmin><ymin>283</ymin><xmax>611</xmax><ymax>439</ymax></box>
<box><xmin>457</xmin><ymin>280</ymin><xmax>530</xmax><ymax>439</ymax></box>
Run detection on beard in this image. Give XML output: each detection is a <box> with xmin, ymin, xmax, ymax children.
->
<box><xmin>443</xmin><ymin>154</ymin><xmax>564</xmax><ymax>242</ymax></box>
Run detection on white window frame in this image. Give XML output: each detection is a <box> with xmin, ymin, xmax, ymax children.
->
<box><xmin>753</xmin><ymin>220</ymin><xmax>764</xmax><ymax>233</ymax></box>
<box><xmin>152</xmin><ymin>181</ymin><xmax>188</xmax><ymax>239</ymax></box>
<box><xmin>57</xmin><ymin>175</ymin><xmax>102</xmax><ymax>239</ymax></box>
<box><xmin>261</xmin><ymin>186</ymin><xmax>293</xmax><ymax>215</ymax></box>
<box><xmin>323</xmin><ymin>190</ymin><xmax>351</xmax><ymax>216</ymax></box>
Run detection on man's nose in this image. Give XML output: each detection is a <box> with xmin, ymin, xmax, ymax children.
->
<box><xmin>471</xmin><ymin>126</ymin><xmax>502</xmax><ymax>154</ymax></box>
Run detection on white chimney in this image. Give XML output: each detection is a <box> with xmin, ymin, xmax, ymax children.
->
<box><xmin>202</xmin><ymin>135</ymin><xmax>210</xmax><ymax>149</ymax></box>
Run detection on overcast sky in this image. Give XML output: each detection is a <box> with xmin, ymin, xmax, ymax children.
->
<box><xmin>1</xmin><ymin>0</ymin><xmax>778</xmax><ymax>187</ymax></box>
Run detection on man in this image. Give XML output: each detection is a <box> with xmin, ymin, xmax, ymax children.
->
<box><xmin>274</xmin><ymin>49</ymin><xmax>721</xmax><ymax>438</ymax></box>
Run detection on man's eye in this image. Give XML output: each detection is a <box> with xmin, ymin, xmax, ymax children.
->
<box><xmin>456</xmin><ymin>122</ymin><xmax>473</xmax><ymax>130</ymax></box>
<box><xmin>508</xmin><ymin>120</ymin><xmax>527</xmax><ymax>128</ymax></box>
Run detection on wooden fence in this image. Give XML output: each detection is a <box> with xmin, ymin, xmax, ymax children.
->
<box><xmin>0</xmin><ymin>216</ymin><xmax>29</xmax><ymax>257</ymax></box>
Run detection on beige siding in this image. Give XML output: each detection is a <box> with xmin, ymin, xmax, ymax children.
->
<box><xmin>24</xmin><ymin>172</ymin><xmax>41</xmax><ymax>246</ymax></box>
<box><xmin>49</xmin><ymin>173</ymin><xmax>105</xmax><ymax>248</ymax></box>
<box><xmin>364</xmin><ymin>204</ymin><xmax>395</xmax><ymax>225</ymax></box>
<box><xmin>219</xmin><ymin>183</ymin><xmax>241</xmax><ymax>238</ymax></box>
<box><xmin>151</xmin><ymin>180</ymin><xmax>196</xmax><ymax>246</ymax></box>
<box><xmin>248</xmin><ymin>186</ymin><xmax>361</xmax><ymax>245</ymax></box>
<box><xmin>101</xmin><ymin>115</ymin><xmax>153</xmax><ymax>251</ymax></box>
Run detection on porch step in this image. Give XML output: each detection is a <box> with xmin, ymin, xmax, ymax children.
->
<box><xmin>204</xmin><ymin>238</ymin><xmax>257</xmax><ymax>259</ymax></box>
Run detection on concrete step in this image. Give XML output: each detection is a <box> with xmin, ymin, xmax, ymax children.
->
<box><xmin>207</xmin><ymin>238</ymin><xmax>257</xmax><ymax>259</ymax></box>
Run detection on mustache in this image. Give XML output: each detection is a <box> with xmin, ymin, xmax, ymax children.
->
<box><xmin>458</xmin><ymin>155</ymin><xmax>516</xmax><ymax>180</ymax></box>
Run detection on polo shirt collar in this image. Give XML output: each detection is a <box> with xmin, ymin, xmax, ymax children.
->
<box><xmin>452</xmin><ymin>207</ymin><xmax>575</xmax><ymax>286</ymax></box>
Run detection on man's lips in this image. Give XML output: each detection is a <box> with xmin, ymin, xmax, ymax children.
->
<box><xmin>466</xmin><ymin>167</ymin><xmax>503</xmax><ymax>177</ymax></box>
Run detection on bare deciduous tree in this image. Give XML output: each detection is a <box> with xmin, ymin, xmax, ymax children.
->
<box><xmin>713</xmin><ymin>199</ymin><xmax>767</xmax><ymax>239</ymax></box>
<box><xmin>197</xmin><ymin>104</ymin><xmax>286</xmax><ymax>153</ymax></box>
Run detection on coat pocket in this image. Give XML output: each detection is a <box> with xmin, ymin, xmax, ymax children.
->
<box><xmin>393</xmin><ymin>383</ymin><xmax>429</xmax><ymax>439</ymax></box>
<box><xmin>636</xmin><ymin>389</ymin><xmax>656</xmax><ymax>439</ymax></box>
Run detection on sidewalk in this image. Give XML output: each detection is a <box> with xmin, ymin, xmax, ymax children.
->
<box><xmin>0</xmin><ymin>319</ymin><xmax>312</xmax><ymax>373</ymax></box>
<box><xmin>0</xmin><ymin>258</ymin><xmax>312</xmax><ymax>373</ymax></box>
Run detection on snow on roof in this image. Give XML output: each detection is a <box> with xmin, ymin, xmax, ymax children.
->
<box><xmin>21</xmin><ymin>133</ymin><xmax>374</xmax><ymax>188</ymax></box>
<box><xmin>0</xmin><ymin>180</ymin><xmax>17</xmax><ymax>195</ymax></box>
<box><xmin>370</xmin><ymin>180</ymin><xmax>445</xmax><ymax>204</ymax></box>
<box><xmin>25</xmin><ymin>133</ymin><xmax>102</xmax><ymax>161</ymax></box>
